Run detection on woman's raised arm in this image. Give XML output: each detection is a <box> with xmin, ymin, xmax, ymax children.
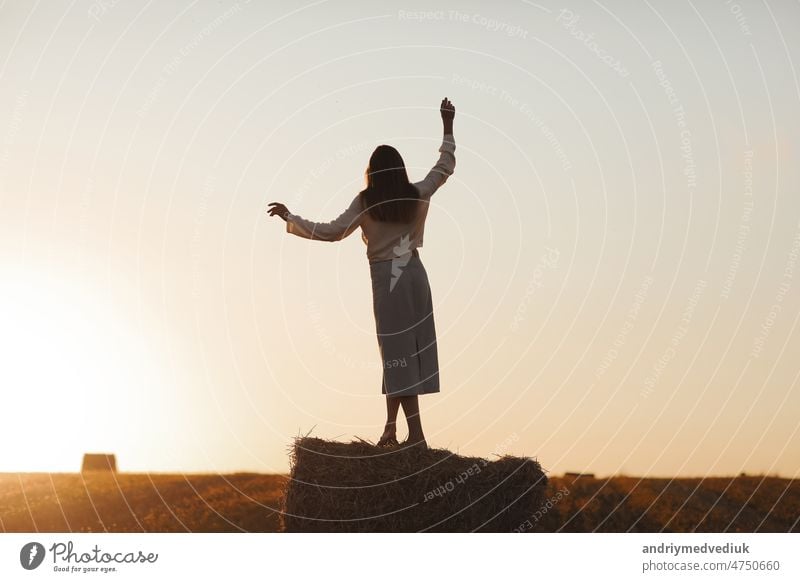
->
<box><xmin>415</xmin><ymin>98</ymin><xmax>457</xmax><ymax>199</ymax></box>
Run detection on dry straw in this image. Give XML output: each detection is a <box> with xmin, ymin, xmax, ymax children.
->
<box><xmin>281</xmin><ymin>436</ymin><xmax>547</xmax><ymax>532</ymax></box>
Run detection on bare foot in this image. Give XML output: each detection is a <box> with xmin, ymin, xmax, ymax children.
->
<box><xmin>377</xmin><ymin>425</ymin><xmax>398</xmax><ymax>447</ymax></box>
<box><xmin>401</xmin><ymin>435</ymin><xmax>428</xmax><ymax>450</ymax></box>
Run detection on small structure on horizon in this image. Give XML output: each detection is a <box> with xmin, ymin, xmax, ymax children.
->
<box><xmin>81</xmin><ymin>453</ymin><xmax>117</xmax><ymax>473</ymax></box>
<box><xmin>564</xmin><ymin>471</ymin><xmax>595</xmax><ymax>479</ymax></box>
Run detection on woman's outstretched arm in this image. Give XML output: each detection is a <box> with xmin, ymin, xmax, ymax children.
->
<box><xmin>267</xmin><ymin>194</ymin><xmax>363</xmax><ymax>241</ymax></box>
<box><xmin>415</xmin><ymin>97</ymin><xmax>456</xmax><ymax>199</ymax></box>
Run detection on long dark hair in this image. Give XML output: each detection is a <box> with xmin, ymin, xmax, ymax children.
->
<box><xmin>359</xmin><ymin>144</ymin><xmax>420</xmax><ymax>223</ymax></box>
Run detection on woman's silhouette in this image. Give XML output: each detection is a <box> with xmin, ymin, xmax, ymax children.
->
<box><xmin>268</xmin><ymin>97</ymin><xmax>456</xmax><ymax>450</ymax></box>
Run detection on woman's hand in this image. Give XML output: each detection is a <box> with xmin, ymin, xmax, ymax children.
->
<box><xmin>440</xmin><ymin>97</ymin><xmax>455</xmax><ymax>134</ymax></box>
<box><xmin>267</xmin><ymin>202</ymin><xmax>291</xmax><ymax>222</ymax></box>
<box><xmin>440</xmin><ymin>97</ymin><xmax>455</xmax><ymax>121</ymax></box>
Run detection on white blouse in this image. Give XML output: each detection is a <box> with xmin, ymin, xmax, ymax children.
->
<box><xmin>285</xmin><ymin>133</ymin><xmax>456</xmax><ymax>263</ymax></box>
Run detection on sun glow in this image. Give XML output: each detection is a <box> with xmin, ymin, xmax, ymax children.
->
<box><xmin>0</xmin><ymin>269</ymin><xmax>167</xmax><ymax>472</ymax></box>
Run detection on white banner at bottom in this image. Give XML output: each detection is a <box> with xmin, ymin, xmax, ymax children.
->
<box><xmin>1</xmin><ymin>533</ymin><xmax>797</xmax><ymax>581</ymax></box>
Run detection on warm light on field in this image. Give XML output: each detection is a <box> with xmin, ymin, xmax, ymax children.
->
<box><xmin>0</xmin><ymin>268</ymin><xmax>169</xmax><ymax>472</ymax></box>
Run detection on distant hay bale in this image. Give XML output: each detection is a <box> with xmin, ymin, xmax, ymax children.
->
<box><xmin>281</xmin><ymin>437</ymin><xmax>547</xmax><ymax>532</ymax></box>
<box><xmin>81</xmin><ymin>453</ymin><xmax>117</xmax><ymax>473</ymax></box>
<box><xmin>564</xmin><ymin>472</ymin><xmax>595</xmax><ymax>479</ymax></box>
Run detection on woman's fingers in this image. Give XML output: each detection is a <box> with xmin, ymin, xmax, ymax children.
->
<box><xmin>440</xmin><ymin>97</ymin><xmax>455</xmax><ymax>120</ymax></box>
<box><xmin>267</xmin><ymin>202</ymin><xmax>288</xmax><ymax>217</ymax></box>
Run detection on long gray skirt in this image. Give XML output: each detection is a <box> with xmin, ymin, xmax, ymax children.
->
<box><xmin>369</xmin><ymin>249</ymin><xmax>440</xmax><ymax>396</ymax></box>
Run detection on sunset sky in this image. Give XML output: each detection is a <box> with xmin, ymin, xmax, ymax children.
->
<box><xmin>0</xmin><ymin>0</ymin><xmax>798</xmax><ymax>477</ymax></box>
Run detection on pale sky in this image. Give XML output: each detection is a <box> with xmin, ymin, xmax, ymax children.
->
<box><xmin>0</xmin><ymin>0</ymin><xmax>798</xmax><ymax>477</ymax></box>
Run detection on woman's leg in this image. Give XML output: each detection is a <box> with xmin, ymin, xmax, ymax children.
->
<box><xmin>378</xmin><ymin>396</ymin><xmax>400</xmax><ymax>444</ymax></box>
<box><xmin>399</xmin><ymin>395</ymin><xmax>426</xmax><ymax>446</ymax></box>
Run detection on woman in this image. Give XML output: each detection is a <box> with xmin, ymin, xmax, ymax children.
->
<box><xmin>267</xmin><ymin>97</ymin><xmax>456</xmax><ymax>450</ymax></box>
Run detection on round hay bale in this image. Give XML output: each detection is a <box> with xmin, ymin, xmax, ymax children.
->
<box><xmin>281</xmin><ymin>437</ymin><xmax>547</xmax><ymax>532</ymax></box>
